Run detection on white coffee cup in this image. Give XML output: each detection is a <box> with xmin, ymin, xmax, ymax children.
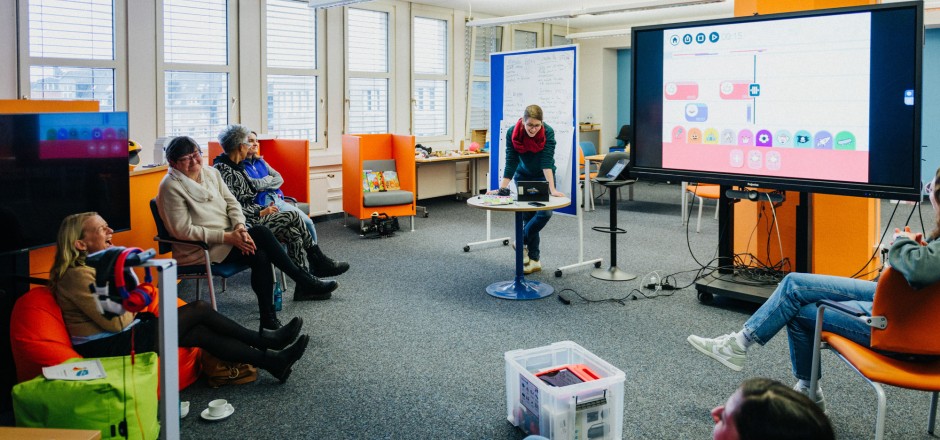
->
<box><xmin>207</xmin><ymin>399</ymin><xmax>228</xmax><ymax>417</ymax></box>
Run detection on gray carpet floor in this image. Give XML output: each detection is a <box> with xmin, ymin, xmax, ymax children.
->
<box><xmin>175</xmin><ymin>182</ymin><xmax>937</xmax><ymax>439</ymax></box>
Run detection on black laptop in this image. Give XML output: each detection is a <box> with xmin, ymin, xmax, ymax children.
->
<box><xmin>594</xmin><ymin>158</ymin><xmax>629</xmax><ymax>183</ymax></box>
<box><xmin>516</xmin><ymin>181</ymin><xmax>550</xmax><ymax>202</ymax></box>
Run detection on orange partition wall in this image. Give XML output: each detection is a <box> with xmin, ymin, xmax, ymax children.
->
<box><xmin>207</xmin><ymin>139</ymin><xmax>310</xmax><ymax>204</ymax></box>
<box><xmin>732</xmin><ymin>193</ymin><xmax>801</xmax><ymax>269</ymax></box>
<box><xmin>341</xmin><ymin>134</ymin><xmax>416</xmax><ymax>221</ymax></box>
<box><xmin>731</xmin><ymin>0</ymin><xmax>881</xmax><ymax>279</ymax></box>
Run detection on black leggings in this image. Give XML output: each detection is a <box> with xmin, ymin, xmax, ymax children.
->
<box><xmin>73</xmin><ymin>301</ymin><xmax>269</xmax><ymax>365</ymax></box>
<box><xmin>220</xmin><ymin>225</ymin><xmax>311</xmax><ymax>316</ymax></box>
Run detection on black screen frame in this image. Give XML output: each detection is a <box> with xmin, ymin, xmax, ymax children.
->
<box><xmin>630</xmin><ymin>2</ymin><xmax>923</xmax><ymax>201</ymax></box>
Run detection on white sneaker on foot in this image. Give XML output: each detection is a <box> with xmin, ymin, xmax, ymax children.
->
<box><xmin>793</xmin><ymin>382</ymin><xmax>827</xmax><ymax>413</ymax></box>
<box><xmin>523</xmin><ymin>259</ymin><xmax>541</xmax><ymax>274</ymax></box>
<box><xmin>686</xmin><ymin>333</ymin><xmax>747</xmax><ymax>372</ymax></box>
<box><xmin>511</xmin><ymin>243</ymin><xmax>530</xmax><ymax>264</ymax></box>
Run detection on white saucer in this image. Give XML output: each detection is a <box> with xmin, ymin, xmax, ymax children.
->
<box><xmin>200</xmin><ymin>404</ymin><xmax>234</xmax><ymax>421</ymax></box>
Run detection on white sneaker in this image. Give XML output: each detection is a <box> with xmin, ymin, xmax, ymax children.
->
<box><xmin>686</xmin><ymin>333</ymin><xmax>747</xmax><ymax>372</ymax></box>
<box><xmin>523</xmin><ymin>259</ymin><xmax>541</xmax><ymax>274</ymax></box>
<box><xmin>512</xmin><ymin>243</ymin><xmax>530</xmax><ymax>264</ymax></box>
<box><xmin>793</xmin><ymin>382</ymin><xmax>827</xmax><ymax>413</ymax></box>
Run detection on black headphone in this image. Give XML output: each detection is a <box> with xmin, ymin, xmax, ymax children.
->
<box><xmin>114</xmin><ymin>247</ymin><xmax>155</xmax><ymax>313</ymax></box>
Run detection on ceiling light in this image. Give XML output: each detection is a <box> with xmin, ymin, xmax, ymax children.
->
<box><xmin>308</xmin><ymin>0</ymin><xmax>371</xmax><ymax>9</ymax></box>
<box><xmin>466</xmin><ymin>0</ymin><xmax>725</xmax><ymax>27</ymax></box>
<box><xmin>566</xmin><ymin>29</ymin><xmax>632</xmax><ymax>39</ymax></box>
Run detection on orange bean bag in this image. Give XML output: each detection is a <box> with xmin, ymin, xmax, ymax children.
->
<box><xmin>9</xmin><ymin>286</ymin><xmax>201</xmax><ymax>389</ymax></box>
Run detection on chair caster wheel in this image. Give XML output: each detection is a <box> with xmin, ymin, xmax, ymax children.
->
<box><xmin>697</xmin><ymin>291</ymin><xmax>713</xmax><ymax>303</ymax></box>
<box><xmin>463</xmin><ymin>246</ymin><xmax>470</xmax><ymax>252</ymax></box>
<box><xmin>503</xmin><ymin>240</ymin><xmax>509</xmax><ymax>246</ymax></box>
<box><xmin>555</xmin><ymin>270</ymin><xmax>562</xmax><ymax>277</ymax></box>
<box><xmin>594</xmin><ymin>261</ymin><xmax>602</xmax><ymax>268</ymax></box>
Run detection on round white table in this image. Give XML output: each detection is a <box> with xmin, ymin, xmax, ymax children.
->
<box><xmin>467</xmin><ymin>195</ymin><xmax>571</xmax><ymax>300</ymax></box>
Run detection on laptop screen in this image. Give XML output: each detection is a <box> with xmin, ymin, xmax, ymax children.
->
<box><xmin>605</xmin><ymin>159</ymin><xmax>627</xmax><ymax>179</ymax></box>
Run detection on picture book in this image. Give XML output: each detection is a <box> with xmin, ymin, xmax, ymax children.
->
<box><xmin>383</xmin><ymin>170</ymin><xmax>401</xmax><ymax>190</ymax></box>
<box><xmin>367</xmin><ymin>171</ymin><xmax>386</xmax><ymax>192</ymax></box>
<box><xmin>362</xmin><ymin>170</ymin><xmax>373</xmax><ymax>193</ymax></box>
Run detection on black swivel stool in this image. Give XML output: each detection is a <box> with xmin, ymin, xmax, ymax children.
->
<box><xmin>591</xmin><ymin>152</ymin><xmax>637</xmax><ymax>281</ymax></box>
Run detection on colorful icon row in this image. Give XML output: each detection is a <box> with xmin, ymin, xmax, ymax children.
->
<box><xmin>45</xmin><ymin>127</ymin><xmax>127</xmax><ymax>141</ymax></box>
<box><xmin>672</xmin><ymin>126</ymin><xmax>857</xmax><ymax>150</ymax></box>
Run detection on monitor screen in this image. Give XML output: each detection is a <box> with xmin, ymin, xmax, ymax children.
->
<box><xmin>0</xmin><ymin>112</ymin><xmax>130</xmax><ymax>254</ymax></box>
<box><xmin>631</xmin><ymin>2</ymin><xmax>923</xmax><ymax>200</ymax></box>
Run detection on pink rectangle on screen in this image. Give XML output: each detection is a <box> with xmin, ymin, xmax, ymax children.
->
<box><xmin>663</xmin><ymin>142</ymin><xmax>868</xmax><ymax>182</ymax></box>
<box><xmin>39</xmin><ymin>140</ymin><xmax>127</xmax><ymax>159</ymax></box>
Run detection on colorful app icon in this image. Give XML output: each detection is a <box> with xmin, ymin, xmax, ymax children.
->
<box><xmin>665</xmin><ymin>82</ymin><xmax>699</xmax><ymax>100</ymax></box>
<box><xmin>729</xmin><ymin>149</ymin><xmax>744</xmax><ymax>168</ymax></box>
<box><xmin>814</xmin><ymin>131</ymin><xmax>833</xmax><ymax>149</ymax></box>
<box><xmin>720</xmin><ymin>129</ymin><xmax>736</xmax><ymax>145</ymax></box>
<box><xmin>671</xmin><ymin>126</ymin><xmax>686</xmax><ymax>142</ymax></box>
<box><xmin>794</xmin><ymin>130</ymin><xmax>813</xmax><ymax>148</ymax></box>
<box><xmin>670</xmin><ymin>35</ymin><xmax>680</xmax><ymax>46</ymax></box>
<box><xmin>685</xmin><ymin>103</ymin><xmax>708</xmax><ymax>122</ymax></box>
<box><xmin>92</xmin><ymin>128</ymin><xmax>103</xmax><ymax>139</ymax></box>
<box><xmin>755</xmin><ymin>130</ymin><xmax>773</xmax><ymax>147</ymax></box>
<box><xmin>687</xmin><ymin>128</ymin><xmax>703</xmax><ymax>144</ymax></box>
<box><xmin>904</xmin><ymin>89</ymin><xmax>914</xmax><ymax>106</ymax></box>
<box><xmin>46</xmin><ymin>129</ymin><xmax>57</xmax><ymax>140</ymax></box>
<box><xmin>748</xmin><ymin>84</ymin><xmax>761</xmax><ymax>97</ymax></box>
<box><xmin>774</xmin><ymin>130</ymin><xmax>793</xmax><ymax>147</ymax></box>
<box><xmin>703</xmin><ymin>128</ymin><xmax>719</xmax><ymax>144</ymax></box>
<box><xmin>696</xmin><ymin>33</ymin><xmax>706</xmax><ymax>44</ymax></box>
<box><xmin>834</xmin><ymin>131</ymin><xmax>856</xmax><ymax>150</ymax></box>
<box><xmin>709</xmin><ymin>32</ymin><xmax>720</xmax><ymax>43</ymax></box>
<box><xmin>748</xmin><ymin>150</ymin><xmax>763</xmax><ymax>169</ymax></box>
<box><xmin>683</xmin><ymin>34</ymin><xmax>693</xmax><ymax>44</ymax></box>
<box><xmin>738</xmin><ymin>129</ymin><xmax>754</xmax><ymax>146</ymax></box>
<box><xmin>766</xmin><ymin>151</ymin><xmax>781</xmax><ymax>170</ymax></box>
<box><xmin>68</xmin><ymin>128</ymin><xmax>79</xmax><ymax>139</ymax></box>
<box><xmin>57</xmin><ymin>128</ymin><xmax>69</xmax><ymax>140</ymax></box>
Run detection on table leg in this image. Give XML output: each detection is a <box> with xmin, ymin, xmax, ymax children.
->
<box><xmin>485</xmin><ymin>211</ymin><xmax>554</xmax><ymax>300</ymax></box>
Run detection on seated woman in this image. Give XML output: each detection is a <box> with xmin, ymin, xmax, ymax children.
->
<box><xmin>711</xmin><ymin>378</ymin><xmax>833</xmax><ymax>440</ymax></box>
<box><xmin>213</xmin><ymin>125</ymin><xmax>348</xmax><ymax>278</ymax></box>
<box><xmin>156</xmin><ymin>136</ymin><xmax>337</xmax><ymax>331</ymax></box>
<box><xmin>688</xmin><ymin>165</ymin><xmax>940</xmax><ymax>410</ymax></box>
<box><xmin>50</xmin><ymin>212</ymin><xmax>309</xmax><ymax>383</ymax></box>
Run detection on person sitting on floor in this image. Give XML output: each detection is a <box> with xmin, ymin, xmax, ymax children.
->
<box><xmin>51</xmin><ymin>212</ymin><xmax>310</xmax><ymax>383</ymax></box>
<box><xmin>214</xmin><ymin>124</ymin><xmax>349</xmax><ymax>279</ymax></box>
<box><xmin>156</xmin><ymin>135</ymin><xmax>338</xmax><ymax>331</ymax></box>
<box><xmin>711</xmin><ymin>378</ymin><xmax>833</xmax><ymax>440</ymax></box>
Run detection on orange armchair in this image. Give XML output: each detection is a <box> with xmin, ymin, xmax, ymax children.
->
<box><xmin>810</xmin><ymin>267</ymin><xmax>940</xmax><ymax>439</ymax></box>
<box><xmin>342</xmin><ymin>134</ymin><xmax>416</xmax><ymax>229</ymax></box>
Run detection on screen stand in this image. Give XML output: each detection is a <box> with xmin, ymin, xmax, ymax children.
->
<box><xmin>694</xmin><ymin>188</ymin><xmax>811</xmax><ymax>303</ymax></box>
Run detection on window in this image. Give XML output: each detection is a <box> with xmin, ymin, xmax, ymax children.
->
<box><xmin>346</xmin><ymin>8</ymin><xmax>390</xmax><ymax>134</ymax></box>
<box><xmin>412</xmin><ymin>16</ymin><xmax>448</xmax><ymax>138</ymax></box>
<box><xmin>265</xmin><ymin>0</ymin><xmax>319</xmax><ymax>144</ymax></box>
<box><xmin>552</xmin><ymin>34</ymin><xmax>570</xmax><ymax>46</ymax></box>
<box><xmin>467</xmin><ymin>27</ymin><xmax>501</xmax><ymax>132</ymax></box>
<box><xmin>513</xmin><ymin>29</ymin><xmax>537</xmax><ymax>50</ymax></box>
<box><xmin>161</xmin><ymin>0</ymin><xmax>232</xmax><ymax>146</ymax></box>
<box><xmin>21</xmin><ymin>0</ymin><xmax>122</xmax><ymax>111</ymax></box>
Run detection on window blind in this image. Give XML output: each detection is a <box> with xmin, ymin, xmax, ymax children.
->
<box><xmin>413</xmin><ymin>16</ymin><xmax>447</xmax><ymax>137</ymax></box>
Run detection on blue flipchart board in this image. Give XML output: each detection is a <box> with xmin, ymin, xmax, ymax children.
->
<box><xmin>489</xmin><ymin>45</ymin><xmax>578</xmax><ymax>216</ymax></box>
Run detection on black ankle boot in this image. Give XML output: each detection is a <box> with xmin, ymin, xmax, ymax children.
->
<box><xmin>259</xmin><ymin>317</ymin><xmax>303</xmax><ymax>350</ymax></box>
<box><xmin>293</xmin><ymin>273</ymin><xmax>338</xmax><ymax>301</ymax></box>
<box><xmin>261</xmin><ymin>334</ymin><xmax>310</xmax><ymax>384</ymax></box>
<box><xmin>260</xmin><ymin>311</ymin><xmax>282</xmax><ymax>331</ymax></box>
<box><xmin>307</xmin><ymin>244</ymin><xmax>350</xmax><ymax>278</ymax></box>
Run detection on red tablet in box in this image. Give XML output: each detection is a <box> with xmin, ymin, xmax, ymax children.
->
<box><xmin>535</xmin><ymin>364</ymin><xmax>601</xmax><ymax>387</ymax></box>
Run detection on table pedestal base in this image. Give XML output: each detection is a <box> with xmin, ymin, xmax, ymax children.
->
<box><xmin>486</xmin><ymin>277</ymin><xmax>554</xmax><ymax>300</ymax></box>
<box><xmin>591</xmin><ymin>266</ymin><xmax>637</xmax><ymax>281</ymax></box>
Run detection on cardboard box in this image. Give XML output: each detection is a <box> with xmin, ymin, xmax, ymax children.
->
<box><xmin>505</xmin><ymin>341</ymin><xmax>625</xmax><ymax>440</ymax></box>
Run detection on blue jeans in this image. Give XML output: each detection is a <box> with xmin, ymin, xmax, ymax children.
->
<box><xmin>261</xmin><ymin>192</ymin><xmax>318</xmax><ymax>243</ymax></box>
<box><xmin>743</xmin><ymin>272</ymin><xmax>875</xmax><ymax>380</ymax></box>
<box><xmin>514</xmin><ymin>173</ymin><xmax>552</xmax><ymax>261</ymax></box>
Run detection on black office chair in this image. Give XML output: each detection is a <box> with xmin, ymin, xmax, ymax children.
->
<box><xmin>591</xmin><ymin>152</ymin><xmax>636</xmax><ymax>281</ymax></box>
<box><xmin>615</xmin><ymin>124</ymin><xmax>632</xmax><ymax>151</ymax></box>
<box><xmin>149</xmin><ymin>199</ymin><xmax>249</xmax><ymax>310</ymax></box>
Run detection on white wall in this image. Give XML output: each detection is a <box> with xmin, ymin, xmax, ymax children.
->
<box><xmin>576</xmin><ymin>36</ymin><xmax>629</xmax><ymax>151</ymax></box>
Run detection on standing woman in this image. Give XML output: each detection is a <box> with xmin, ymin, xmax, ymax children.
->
<box><xmin>156</xmin><ymin>136</ymin><xmax>336</xmax><ymax>331</ymax></box>
<box><xmin>50</xmin><ymin>212</ymin><xmax>310</xmax><ymax>383</ymax></box>
<box><xmin>488</xmin><ymin>104</ymin><xmax>565</xmax><ymax>274</ymax></box>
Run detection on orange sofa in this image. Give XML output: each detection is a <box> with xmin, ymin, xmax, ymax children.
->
<box><xmin>342</xmin><ymin>134</ymin><xmax>416</xmax><ymax>225</ymax></box>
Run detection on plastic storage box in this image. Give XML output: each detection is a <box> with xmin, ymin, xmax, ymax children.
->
<box><xmin>505</xmin><ymin>341</ymin><xmax>625</xmax><ymax>440</ymax></box>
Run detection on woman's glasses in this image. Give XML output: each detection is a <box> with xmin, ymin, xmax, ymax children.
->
<box><xmin>176</xmin><ymin>150</ymin><xmax>202</xmax><ymax>164</ymax></box>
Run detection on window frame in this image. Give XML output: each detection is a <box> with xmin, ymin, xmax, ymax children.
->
<box><xmin>410</xmin><ymin>8</ymin><xmax>453</xmax><ymax>142</ymax></box>
<box><xmin>344</xmin><ymin>4</ymin><xmax>394</xmax><ymax>135</ymax></box>
<box><xmin>17</xmin><ymin>0</ymin><xmax>128</xmax><ymax>110</ymax></box>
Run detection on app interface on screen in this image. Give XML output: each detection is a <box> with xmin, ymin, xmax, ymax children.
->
<box><xmin>661</xmin><ymin>13</ymin><xmax>871</xmax><ymax>182</ymax></box>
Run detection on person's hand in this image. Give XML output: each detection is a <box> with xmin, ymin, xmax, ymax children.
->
<box><xmin>550</xmin><ymin>190</ymin><xmax>565</xmax><ymax>198</ymax></box>
<box><xmin>260</xmin><ymin>205</ymin><xmax>279</xmax><ymax>217</ymax></box>
<box><xmin>224</xmin><ymin>229</ymin><xmax>256</xmax><ymax>255</ymax></box>
<box><xmin>892</xmin><ymin>226</ymin><xmax>926</xmax><ymax>246</ymax></box>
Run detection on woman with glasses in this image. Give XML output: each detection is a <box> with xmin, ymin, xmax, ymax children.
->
<box><xmin>688</xmin><ymin>166</ymin><xmax>940</xmax><ymax>412</ymax></box>
<box><xmin>214</xmin><ymin>125</ymin><xmax>348</xmax><ymax>280</ymax></box>
<box><xmin>156</xmin><ymin>136</ymin><xmax>337</xmax><ymax>331</ymax></box>
<box><xmin>487</xmin><ymin>104</ymin><xmax>564</xmax><ymax>275</ymax></box>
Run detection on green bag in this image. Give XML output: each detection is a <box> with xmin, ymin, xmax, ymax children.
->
<box><xmin>12</xmin><ymin>352</ymin><xmax>160</xmax><ymax>440</ymax></box>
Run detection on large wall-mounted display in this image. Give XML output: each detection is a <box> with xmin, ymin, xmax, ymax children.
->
<box><xmin>631</xmin><ymin>1</ymin><xmax>923</xmax><ymax>200</ymax></box>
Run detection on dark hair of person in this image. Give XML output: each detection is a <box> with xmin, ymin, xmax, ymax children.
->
<box><xmin>523</xmin><ymin>104</ymin><xmax>543</xmax><ymax>122</ymax></box>
<box><xmin>735</xmin><ymin>378</ymin><xmax>834</xmax><ymax>440</ymax></box>
<box><xmin>164</xmin><ymin>136</ymin><xmax>200</xmax><ymax>163</ymax></box>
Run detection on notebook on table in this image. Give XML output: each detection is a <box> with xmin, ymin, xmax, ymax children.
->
<box><xmin>516</xmin><ymin>181</ymin><xmax>550</xmax><ymax>202</ymax></box>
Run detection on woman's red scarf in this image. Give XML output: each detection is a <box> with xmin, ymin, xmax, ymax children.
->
<box><xmin>511</xmin><ymin>118</ymin><xmax>545</xmax><ymax>154</ymax></box>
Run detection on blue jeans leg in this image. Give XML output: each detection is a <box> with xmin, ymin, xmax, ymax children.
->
<box><xmin>269</xmin><ymin>194</ymin><xmax>318</xmax><ymax>243</ymax></box>
<box><xmin>521</xmin><ymin>210</ymin><xmax>552</xmax><ymax>261</ymax></box>
<box><xmin>742</xmin><ymin>272</ymin><xmax>875</xmax><ymax>380</ymax></box>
